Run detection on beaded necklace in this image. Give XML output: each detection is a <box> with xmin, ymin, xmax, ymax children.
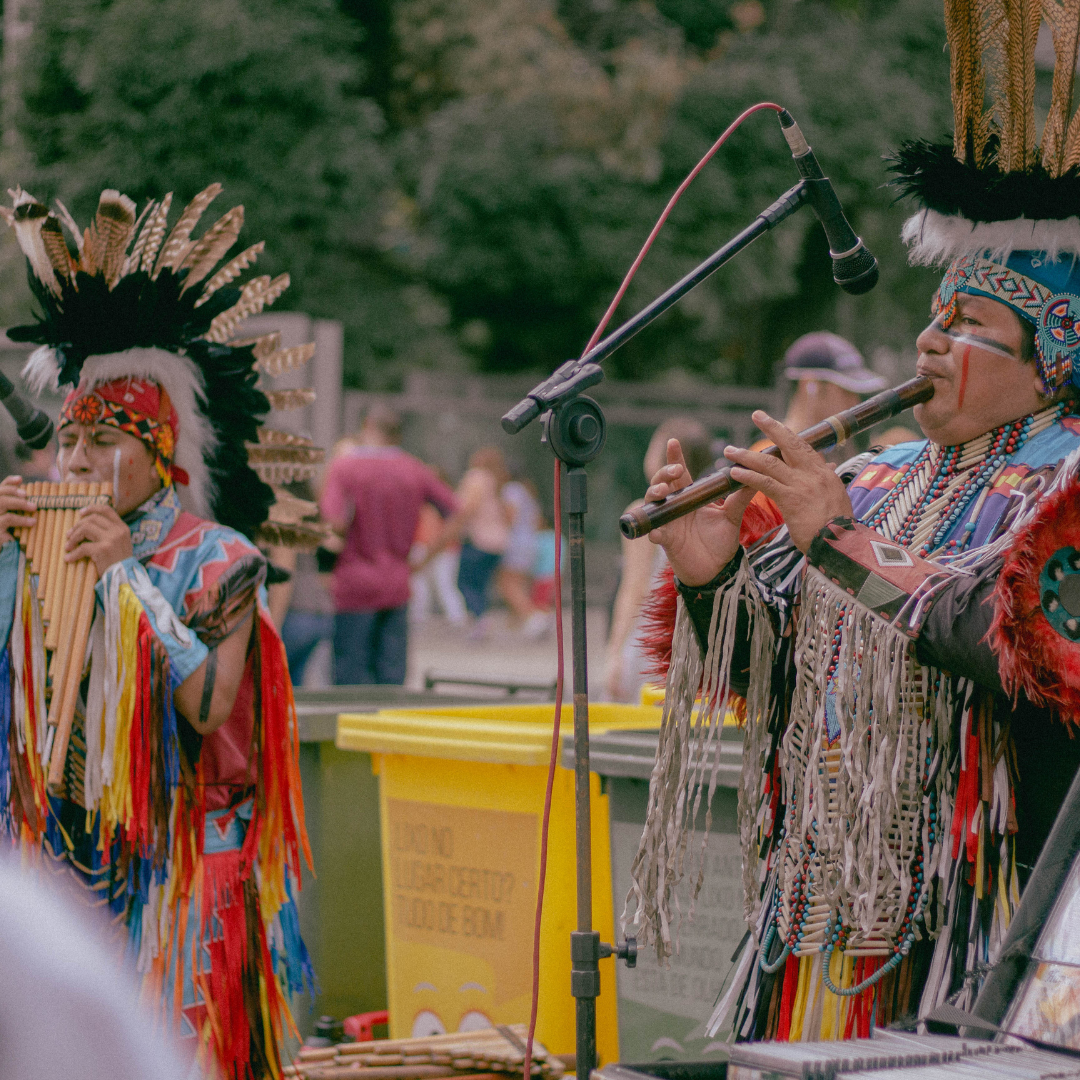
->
<box><xmin>863</xmin><ymin>403</ymin><xmax>1065</xmax><ymax>557</ymax></box>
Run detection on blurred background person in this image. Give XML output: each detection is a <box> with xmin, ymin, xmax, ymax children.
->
<box><xmin>529</xmin><ymin>510</ymin><xmax>566</xmax><ymax>613</ymax></box>
<box><xmin>271</xmin><ymin>480</ymin><xmax>339</xmax><ymax>685</ymax></box>
<box><xmin>409</xmin><ymin>467</ymin><xmax>468</xmax><ymax>627</ymax></box>
<box><xmin>321</xmin><ymin>404</ymin><xmax>457</xmax><ymax>684</ymax></box>
<box><xmin>771</xmin><ymin>332</ymin><xmax>886</xmax><ymax>463</ymax></box>
<box><xmin>498</xmin><ymin>471</ymin><xmax>549</xmax><ymax>639</ymax></box>
<box><xmin>453</xmin><ymin>446</ymin><xmax>510</xmax><ymax>638</ymax></box>
<box><xmin>604</xmin><ymin>418</ymin><xmax>713</xmax><ymax>703</ymax></box>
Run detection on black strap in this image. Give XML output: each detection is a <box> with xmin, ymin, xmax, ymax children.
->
<box><xmin>198</xmin><ymin>647</ymin><xmax>218</xmax><ymax>728</ymax></box>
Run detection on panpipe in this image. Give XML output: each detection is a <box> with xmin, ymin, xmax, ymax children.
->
<box><xmin>287</xmin><ymin>1024</ymin><xmax>566</xmax><ymax>1080</ymax></box>
<box><xmin>15</xmin><ymin>481</ymin><xmax>113</xmax><ymax>791</ymax></box>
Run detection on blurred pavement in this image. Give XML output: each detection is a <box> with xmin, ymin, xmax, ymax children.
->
<box><xmin>300</xmin><ymin>609</ymin><xmax>610</xmax><ymax>698</ymax></box>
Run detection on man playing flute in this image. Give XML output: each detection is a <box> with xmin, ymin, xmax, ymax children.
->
<box><xmin>626</xmin><ymin>5</ymin><xmax>1080</xmax><ymax>1042</ymax></box>
<box><xmin>0</xmin><ymin>184</ymin><xmax>315</xmax><ymax>1078</ymax></box>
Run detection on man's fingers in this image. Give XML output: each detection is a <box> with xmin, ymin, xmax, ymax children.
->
<box><xmin>645</xmin><ymin>461</ymin><xmax>689</xmax><ymax>502</ymax></box>
<box><xmin>728</xmin><ymin>465</ymin><xmax>782</xmax><ymax>500</ymax></box>
<box><xmin>663</xmin><ymin>440</ymin><xmax>693</xmax><ymax>491</ymax></box>
<box><xmin>721</xmin><ymin>486</ymin><xmax>757</xmax><ymax>516</ymax></box>
<box><xmin>0</xmin><ymin>513</ymin><xmax>36</xmax><ymax>531</ymax></box>
<box><xmin>724</xmin><ymin>444</ymin><xmax>791</xmax><ymax>483</ymax></box>
<box><xmin>751</xmin><ymin>411</ymin><xmax>818</xmax><ymax>464</ymax></box>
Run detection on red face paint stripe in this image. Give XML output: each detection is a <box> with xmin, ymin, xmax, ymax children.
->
<box><xmin>958</xmin><ymin>344</ymin><xmax>971</xmax><ymax>411</ymax></box>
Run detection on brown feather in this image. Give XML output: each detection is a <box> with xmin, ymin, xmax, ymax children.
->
<box><xmin>946</xmin><ymin>0</ymin><xmax>998</xmax><ymax>164</ymax></box>
<box><xmin>9</xmin><ymin>190</ymin><xmax>60</xmax><ymax>295</ymax></box>
<box><xmin>153</xmin><ymin>183</ymin><xmax>222</xmax><ymax>278</ymax></box>
<box><xmin>1040</xmin><ymin>0</ymin><xmax>1080</xmax><ymax>172</ymax></box>
<box><xmin>265</xmin><ymin>388</ymin><xmax>316</xmax><ymax>410</ymax></box>
<box><xmin>51</xmin><ymin>199</ymin><xmax>84</xmax><ymax>257</ymax></box>
<box><xmin>248</xmin><ymin>461</ymin><xmax>324</xmax><ymax>485</ymax></box>
<box><xmin>256</xmin><ymin>428</ymin><xmax>314</xmax><ymax>447</ymax></box>
<box><xmin>204</xmin><ymin>273</ymin><xmax>290</xmax><ymax>343</ymax></box>
<box><xmin>256</xmin><ymin>520</ymin><xmax>329</xmax><ymax>548</ymax></box>
<box><xmin>41</xmin><ymin>214</ymin><xmax>74</xmax><ymax>279</ymax></box>
<box><xmin>992</xmin><ymin>0</ymin><xmax>1041</xmax><ymax>170</ymax></box>
<box><xmin>119</xmin><ymin>199</ymin><xmax>157</xmax><ymax>277</ymax></box>
<box><xmin>267</xmin><ymin>486</ymin><xmax>320</xmax><ymax>522</ymax></box>
<box><xmin>1062</xmin><ymin>102</ymin><xmax>1080</xmax><ymax>166</ymax></box>
<box><xmin>178</xmin><ymin>205</ymin><xmax>244</xmax><ymax>293</ymax></box>
<box><xmin>194</xmin><ymin>241</ymin><xmax>264</xmax><ymax>307</ymax></box>
<box><xmin>138</xmin><ymin>194</ymin><xmax>173</xmax><ymax>274</ymax></box>
<box><xmin>257</xmin><ymin>343</ymin><xmax>317</xmax><ymax>378</ymax></box>
<box><xmin>91</xmin><ymin>190</ymin><xmax>137</xmax><ymax>287</ymax></box>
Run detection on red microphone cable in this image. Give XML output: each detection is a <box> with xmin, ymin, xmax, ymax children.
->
<box><xmin>522</xmin><ymin>101</ymin><xmax>785</xmax><ymax>1080</ymax></box>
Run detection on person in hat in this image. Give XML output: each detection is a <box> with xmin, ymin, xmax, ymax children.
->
<box><xmin>623</xmin><ymin>7</ymin><xmax>1080</xmax><ymax>1040</ymax></box>
<box><xmin>0</xmin><ymin>186</ymin><xmax>315</xmax><ymax>1076</ymax></box>
<box><xmin>778</xmin><ymin>332</ymin><xmax>886</xmax><ymax>463</ymax></box>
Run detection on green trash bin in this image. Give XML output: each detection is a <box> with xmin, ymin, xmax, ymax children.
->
<box><xmin>562</xmin><ymin>725</ymin><xmax>745</xmax><ymax>1064</ymax></box>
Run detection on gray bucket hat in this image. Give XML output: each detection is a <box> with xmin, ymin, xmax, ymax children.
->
<box><xmin>784</xmin><ymin>331</ymin><xmax>886</xmax><ymax>394</ymax></box>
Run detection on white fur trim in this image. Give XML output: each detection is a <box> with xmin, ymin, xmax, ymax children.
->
<box><xmin>70</xmin><ymin>348</ymin><xmax>217</xmax><ymax>519</ymax></box>
<box><xmin>903</xmin><ymin>208</ymin><xmax>1080</xmax><ymax>267</ymax></box>
<box><xmin>21</xmin><ymin>345</ymin><xmax>61</xmax><ymax>395</ymax></box>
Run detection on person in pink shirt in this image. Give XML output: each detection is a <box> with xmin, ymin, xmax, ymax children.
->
<box><xmin>320</xmin><ymin>405</ymin><xmax>458</xmax><ymax>683</ymax></box>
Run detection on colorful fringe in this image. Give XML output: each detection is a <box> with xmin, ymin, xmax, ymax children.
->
<box><xmin>2</xmin><ymin>555</ymin><xmax>312</xmax><ymax>1079</ymax></box>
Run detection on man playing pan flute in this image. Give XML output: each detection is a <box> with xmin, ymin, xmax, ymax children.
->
<box><xmin>625</xmin><ymin>1</ymin><xmax>1080</xmax><ymax>1044</ymax></box>
<box><xmin>0</xmin><ymin>184</ymin><xmax>320</xmax><ymax>1078</ymax></box>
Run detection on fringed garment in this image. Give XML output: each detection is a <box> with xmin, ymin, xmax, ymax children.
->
<box><xmin>624</xmin><ymin>410</ymin><xmax>1080</xmax><ymax>1045</ymax></box>
<box><xmin>0</xmin><ymin>485</ymin><xmax>313</xmax><ymax>1079</ymax></box>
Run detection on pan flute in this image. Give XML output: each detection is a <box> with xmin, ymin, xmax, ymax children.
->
<box><xmin>15</xmin><ymin>481</ymin><xmax>112</xmax><ymax>791</ymax></box>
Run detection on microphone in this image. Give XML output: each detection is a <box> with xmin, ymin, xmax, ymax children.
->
<box><xmin>0</xmin><ymin>371</ymin><xmax>54</xmax><ymax>449</ymax></box>
<box><xmin>778</xmin><ymin>110</ymin><xmax>879</xmax><ymax>295</ymax></box>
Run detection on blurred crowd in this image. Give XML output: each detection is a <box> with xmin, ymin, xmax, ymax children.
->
<box><xmin>277</xmin><ymin>404</ymin><xmax>563</xmax><ymax>688</ymax></box>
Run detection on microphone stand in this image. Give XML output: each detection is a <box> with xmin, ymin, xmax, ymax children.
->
<box><xmin>501</xmin><ymin>176</ymin><xmax>815</xmax><ymax>1080</ymax></box>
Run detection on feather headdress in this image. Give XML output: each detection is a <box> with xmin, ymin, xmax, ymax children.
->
<box><xmin>890</xmin><ymin>0</ymin><xmax>1080</xmax><ymax>394</ymax></box>
<box><xmin>1</xmin><ymin>185</ymin><xmax>325</xmax><ymax>543</ymax></box>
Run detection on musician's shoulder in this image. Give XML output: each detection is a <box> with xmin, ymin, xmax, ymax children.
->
<box><xmin>152</xmin><ymin>512</ymin><xmax>262</xmax><ymax>569</ymax></box>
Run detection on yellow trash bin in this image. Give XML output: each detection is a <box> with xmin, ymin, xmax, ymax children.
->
<box><xmin>335</xmin><ymin>703</ymin><xmax>663</xmax><ymax>1066</ymax></box>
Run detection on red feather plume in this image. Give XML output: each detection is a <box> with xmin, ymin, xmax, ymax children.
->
<box><xmin>990</xmin><ymin>475</ymin><xmax>1080</xmax><ymax>727</ymax></box>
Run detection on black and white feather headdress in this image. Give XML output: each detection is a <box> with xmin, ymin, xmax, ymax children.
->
<box><xmin>2</xmin><ymin>184</ymin><xmax>325</xmax><ymax>545</ymax></box>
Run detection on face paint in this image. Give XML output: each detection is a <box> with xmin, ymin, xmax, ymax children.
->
<box><xmin>958</xmin><ymin>344</ymin><xmax>970</xmax><ymax>411</ymax></box>
<box><xmin>930</xmin><ymin>317</ymin><xmax>1020</xmax><ymax>362</ymax></box>
<box><xmin>113</xmin><ymin>448</ymin><xmax>121</xmax><ymax>502</ymax></box>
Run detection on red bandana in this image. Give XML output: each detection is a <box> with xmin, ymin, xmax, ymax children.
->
<box><xmin>59</xmin><ymin>378</ymin><xmax>190</xmax><ymax>487</ymax></box>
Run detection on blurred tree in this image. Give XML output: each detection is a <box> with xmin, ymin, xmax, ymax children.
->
<box><xmin>6</xmin><ymin>0</ymin><xmax>471</xmax><ymax>388</ymax></box>
<box><xmin>389</xmin><ymin>0</ymin><xmax>952</xmax><ymax>383</ymax></box>
<box><xmin>6</xmin><ymin>0</ymin><xmax>954</xmax><ymax>388</ymax></box>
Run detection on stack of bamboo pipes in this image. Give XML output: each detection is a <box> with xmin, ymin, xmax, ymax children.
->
<box><xmin>15</xmin><ymin>480</ymin><xmax>111</xmax><ymax>790</ymax></box>
<box><xmin>286</xmin><ymin>1025</ymin><xmax>567</xmax><ymax>1080</ymax></box>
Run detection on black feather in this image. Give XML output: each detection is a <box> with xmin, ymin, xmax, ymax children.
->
<box><xmin>10</xmin><ymin>261</ymin><xmax>275</xmax><ymax>542</ymax></box>
<box><xmin>888</xmin><ymin>139</ymin><xmax>1080</xmax><ymax>222</ymax></box>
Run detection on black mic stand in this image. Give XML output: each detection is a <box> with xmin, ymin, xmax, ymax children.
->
<box><xmin>502</xmin><ymin>174</ymin><xmax>822</xmax><ymax>1080</ymax></box>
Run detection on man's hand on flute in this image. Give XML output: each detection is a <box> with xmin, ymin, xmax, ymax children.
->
<box><xmin>644</xmin><ymin>439</ymin><xmax>756</xmax><ymax>586</ymax></box>
<box><xmin>724</xmin><ymin>411</ymin><xmax>852</xmax><ymax>554</ymax></box>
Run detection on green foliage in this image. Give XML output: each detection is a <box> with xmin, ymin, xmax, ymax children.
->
<box><xmin>8</xmin><ymin>0</ymin><xmax>955</xmax><ymax>388</ymax></box>
<box><xmin>8</xmin><ymin>0</ymin><xmax>471</xmax><ymax>387</ymax></box>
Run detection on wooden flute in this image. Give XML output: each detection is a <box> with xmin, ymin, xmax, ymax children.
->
<box><xmin>619</xmin><ymin>374</ymin><xmax>935</xmax><ymax>539</ymax></box>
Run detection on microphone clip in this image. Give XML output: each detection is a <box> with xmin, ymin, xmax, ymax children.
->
<box><xmin>501</xmin><ymin>359</ymin><xmax>604</xmax><ymax>435</ymax></box>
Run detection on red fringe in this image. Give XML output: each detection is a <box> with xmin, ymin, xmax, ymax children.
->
<box><xmin>990</xmin><ymin>474</ymin><xmax>1080</xmax><ymax>726</ymax></box>
<box><xmin>239</xmin><ymin>613</ymin><xmax>312</xmax><ymax>884</ymax></box>
<box><xmin>775</xmin><ymin>952</ymin><xmax>800</xmax><ymax>1041</ymax></box>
